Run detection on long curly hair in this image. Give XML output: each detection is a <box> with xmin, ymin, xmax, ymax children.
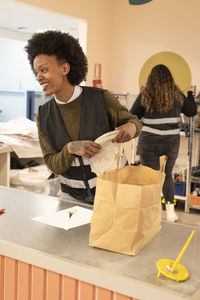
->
<box><xmin>141</xmin><ymin>64</ymin><xmax>184</xmax><ymax>113</ymax></box>
<box><xmin>25</xmin><ymin>30</ymin><xmax>88</xmax><ymax>85</ymax></box>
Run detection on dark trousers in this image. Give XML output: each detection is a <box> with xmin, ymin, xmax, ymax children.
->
<box><xmin>138</xmin><ymin>134</ymin><xmax>180</xmax><ymax>204</ymax></box>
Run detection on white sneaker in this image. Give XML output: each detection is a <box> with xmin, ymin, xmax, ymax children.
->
<box><xmin>166</xmin><ymin>202</ymin><xmax>178</xmax><ymax>222</ymax></box>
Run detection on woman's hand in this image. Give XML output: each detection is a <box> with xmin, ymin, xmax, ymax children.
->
<box><xmin>67</xmin><ymin>140</ymin><xmax>101</xmax><ymax>158</ymax></box>
<box><xmin>112</xmin><ymin>123</ymin><xmax>136</xmax><ymax>143</ymax></box>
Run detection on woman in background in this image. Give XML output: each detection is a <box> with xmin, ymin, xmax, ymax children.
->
<box><xmin>130</xmin><ymin>64</ymin><xmax>197</xmax><ymax>222</ymax></box>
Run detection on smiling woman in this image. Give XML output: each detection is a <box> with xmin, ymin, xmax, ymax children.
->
<box><xmin>33</xmin><ymin>54</ymin><xmax>72</xmax><ymax>101</ymax></box>
<box><xmin>24</xmin><ymin>30</ymin><xmax>142</xmax><ymax>205</ymax></box>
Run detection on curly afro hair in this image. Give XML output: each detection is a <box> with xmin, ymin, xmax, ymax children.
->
<box><xmin>25</xmin><ymin>30</ymin><xmax>88</xmax><ymax>85</ymax></box>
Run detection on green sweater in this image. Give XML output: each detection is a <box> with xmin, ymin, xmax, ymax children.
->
<box><xmin>37</xmin><ymin>90</ymin><xmax>142</xmax><ymax>175</ymax></box>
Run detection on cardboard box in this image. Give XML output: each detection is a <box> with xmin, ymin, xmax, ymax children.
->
<box><xmin>190</xmin><ymin>194</ymin><xmax>200</xmax><ymax>206</ymax></box>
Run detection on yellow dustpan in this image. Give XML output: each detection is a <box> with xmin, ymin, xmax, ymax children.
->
<box><xmin>156</xmin><ymin>230</ymin><xmax>195</xmax><ymax>282</ymax></box>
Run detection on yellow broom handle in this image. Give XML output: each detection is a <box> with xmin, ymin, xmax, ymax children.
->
<box><xmin>171</xmin><ymin>230</ymin><xmax>195</xmax><ymax>273</ymax></box>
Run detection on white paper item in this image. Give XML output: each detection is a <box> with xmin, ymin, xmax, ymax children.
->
<box><xmin>32</xmin><ymin>206</ymin><xmax>93</xmax><ymax>230</ymax></box>
<box><xmin>90</xmin><ymin>130</ymin><xmax>126</xmax><ymax>176</ymax></box>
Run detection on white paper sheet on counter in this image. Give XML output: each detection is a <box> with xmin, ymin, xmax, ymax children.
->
<box><xmin>32</xmin><ymin>206</ymin><xmax>93</xmax><ymax>230</ymax></box>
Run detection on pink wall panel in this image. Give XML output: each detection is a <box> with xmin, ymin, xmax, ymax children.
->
<box><xmin>18</xmin><ymin>261</ymin><xmax>32</xmax><ymax>300</ymax></box>
<box><xmin>0</xmin><ymin>255</ymin><xmax>140</xmax><ymax>300</ymax></box>
<box><xmin>4</xmin><ymin>256</ymin><xmax>17</xmax><ymax>300</ymax></box>
<box><xmin>0</xmin><ymin>255</ymin><xmax>5</xmax><ymax>300</ymax></box>
<box><xmin>116</xmin><ymin>293</ymin><xmax>138</xmax><ymax>300</ymax></box>
<box><xmin>79</xmin><ymin>281</ymin><xmax>96</xmax><ymax>300</ymax></box>
<box><xmin>46</xmin><ymin>270</ymin><xmax>62</xmax><ymax>300</ymax></box>
<box><xmin>63</xmin><ymin>275</ymin><xmax>78</xmax><ymax>300</ymax></box>
<box><xmin>32</xmin><ymin>266</ymin><xmax>46</xmax><ymax>300</ymax></box>
<box><xmin>97</xmin><ymin>287</ymin><xmax>114</xmax><ymax>300</ymax></box>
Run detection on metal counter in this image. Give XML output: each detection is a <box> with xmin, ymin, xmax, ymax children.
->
<box><xmin>0</xmin><ymin>186</ymin><xmax>199</xmax><ymax>300</ymax></box>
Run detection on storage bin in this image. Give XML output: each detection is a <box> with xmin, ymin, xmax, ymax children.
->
<box><xmin>174</xmin><ymin>181</ymin><xmax>186</xmax><ymax>196</ymax></box>
<box><xmin>190</xmin><ymin>194</ymin><xmax>200</xmax><ymax>206</ymax></box>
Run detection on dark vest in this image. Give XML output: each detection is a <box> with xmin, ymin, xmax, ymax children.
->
<box><xmin>138</xmin><ymin>99</ymin><xmax>182</xmax><ymax>155</ymax></box>
<box><xmin>141</xmin><ymin>100</ymin><xmax>182</xmax><ymax>132</ymax></box>
<box><xmin>39</xmin><ymin>86</ymin><xmax>113</xmax><ymax>203</ymax></box>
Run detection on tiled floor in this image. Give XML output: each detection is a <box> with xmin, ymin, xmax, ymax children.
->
<box><xmin>162</xmin><ymin>201</ymin><xmax>200</xmax><ymax>229</ymax></box>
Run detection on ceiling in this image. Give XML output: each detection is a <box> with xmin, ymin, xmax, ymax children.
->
<box><xmin>0</xmin><ymin>0</ymin><xmax>79</xmax><ymax>39</ymax></box>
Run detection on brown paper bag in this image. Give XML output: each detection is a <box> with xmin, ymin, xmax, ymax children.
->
<box><xmin>89</xmin><ymin>163</ymin><xmax>165</xmax><ymax>255</ymax></box>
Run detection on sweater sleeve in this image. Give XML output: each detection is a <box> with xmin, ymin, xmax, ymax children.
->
<box><xmin>104</xmin><ymin>91</ymin><xmax>142</xmax><ymax>137</ymax></box>
<box><xmin>36</xmin><ymin>113</ymin><xmax>74</xmax><ymax>175</ymax></box>
<box><xmin>181</xmin><ymin>91</ymin><xmax>197</xmax><ymax>117</ymax></box>
<box><xmin>130</xmin><ymin>93</ymin><xmax>145</xmax><ymax>119</ymax></box>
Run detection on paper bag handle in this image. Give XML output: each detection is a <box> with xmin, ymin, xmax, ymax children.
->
<box><xmin>104</xmin><ymin>151</ymin><xmax>123</xmax><ymax>172</ymax></box>
<box><xmin>114</xmin><ymin>152</ymin><xmax>122</xmax><ymax>170</ymax></box>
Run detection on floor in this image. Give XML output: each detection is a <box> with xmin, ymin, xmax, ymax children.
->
<box><xmin>162</xmin><ymin>201</ymin><xmax>200</xmax><ymax>229</ymax></box>
<box><xmin>162</xmin><ymin>131</ymin><xmax>200</xmax><ymax>230</ymax></box>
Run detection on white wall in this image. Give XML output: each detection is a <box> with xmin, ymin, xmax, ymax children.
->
<box><xmin>111</xmin><ymin>0</ymin><xmax>200</xmax><ymax>95</ymax></box>
<box><xmin>17</xmin><ymin>0</ymin><xmax>113</xmax><ymax>89</ymax></box>
<box><xmin>12</xmin><ymin>0</ymin><xmax>200</xmax><ymax>95</ymax></box>
<box><xmin>0</xmin><ymin>37</ymin><xmax>41</xmax><ymax>91</ymax></box>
